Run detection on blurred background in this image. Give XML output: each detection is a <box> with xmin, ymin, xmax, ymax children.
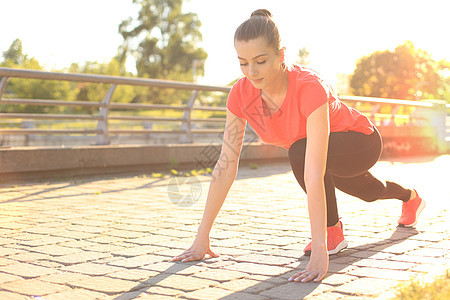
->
<box><xmin>0</xmin><ymin>0</ymin><xmax>448</xmax><ymax>147</ymax></box>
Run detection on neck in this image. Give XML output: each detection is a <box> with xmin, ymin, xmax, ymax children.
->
<box><xmin>262</xmin><ymin>68</ymin><xmax>288</xmax><ymax>98</ymax></box>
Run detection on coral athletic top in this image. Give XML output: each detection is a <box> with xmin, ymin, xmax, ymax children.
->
<box><xmin>226</xmin><ymin>65</ymin><xmax>374</xmax><ymax>149</ymax></box>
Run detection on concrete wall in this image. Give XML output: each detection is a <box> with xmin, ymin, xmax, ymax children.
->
<box><xmin>0</xmin><ymin>143</ymin><xmax>288</xmax><ymax>182</ymax></box>
<box><xmin>1</xmin><ymin>125</ymin><xmax>447</xmax><ymax>183</ymax></box>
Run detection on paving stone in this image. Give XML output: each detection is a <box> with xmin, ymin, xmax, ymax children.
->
<box><xmin>18</xmin><ymin>236</ymin><xmax>71</xmax><ymax>247</ymax></box>
<box><xmin>352</xmin><ymin>258</ymin><xmax>415</xmax><ymax>270</ymax></box>
<box><xmin>0</xmin><ymin>272</ymin><xmax>22</xmax><ymax>284</ymax></box>
<box><xmin>406</xmin><ymin>247</ymin><xmax>448</xmax><ymax>257</ymax></box>
<box><xmin>142</xmin><ymin>261</ymin><xmax>207</xmax><ymax>275</ymax></box>
<box><xmin>43</xmin><ymin>289</ymin><xmax>109</xmax><ymax>300</ymax></box>
<box><xmin>219</xmin><ymin>278</ymin><xmax>276</xmax><ymax>294</ymax></box>
<box><xmin>70</xmin><ymin>276</ymin><xmax>143</xmax><ymax>294</ymax></box>
<box><xmin>233</xmin><ymin>253</ymin><xmax>297</xmax><ymax>266</ymax></box>
<box><xmin>23</xmin><ymin>226</ymin><xmax>63</xmax><ymax>235</ymax></box>
<box><xmin>219</xmin><ymin>292</ymin><xmax>270</xmax><ymax>300</ymax></box>
<box><xmin>65</xmin><ymin>225</ymin><xmax>108</xmax><ymax>234</ymax></box>
<box><xmin>111</xmin><ymin>245</ymin><xmax>163</xmax><ymax>257</ymax></box>
<box><xmin>194</xmin><ymin>268</ymin><xmax>248</xmax><ymax>281</ymax></box>
<box><xmin>39</xmin><ymin>272</ymin><xmax>93</xmax><ymax>284</ymax></box>
<box><xmin>88</xmin><ymin>235</ymin><xmax>127</xmax><ymax>244</ymax></box>
<box><xmin>30</xmin><ymin>245</ymin><xmax>81</xmax><ymax>256</ymax></box>
<box><xmin>0</xmin><ymin>247</ymin><xmax>24</xmax><ymax>256</ymax></box>
<box><xmin>348</xmin><ymin>267</ymin><xmax>413</xmax><ymax>281</ymax></box>
<box><xmin>320</xmin><ymin>273</ymin><xmax>359</xmax><ymax>286</ymax></box>
<box><xmin>224</xmin><ymin>262</ymin><xmax>290</xmax><ymax>276</ymax></box>
<box><xmin>62</xmin><ymin>262</ymin><xmax>124</xmax><ymax>275</ymax></box>
<box><xmin>334</xmin><ymin>278</ymin><xmax>400</xmax><ymax>296</ymax></box>
<box><xmin>0</xmin><ymin>158</ymin><xmax>449</xmax><ymax>299</ymax></box>
<box><xmin>103</xmin><ymin>229</ymin><xmax>147</xmax><ymax>239</ymax></box>
<box><xmin>370</xmin><ymin>239</ymin><xmax>430</xmax><ymax>254</ymax></box>
<box><xmin>108</xmin><ymin>254</ymin><xmax>167</xmax><ymax>268</ymax></box>
<box><xmin>153</xmin><ymin>274</ymin><xmax>218</xmax><ymax>292</ymax></box>
<box><xmin>0</xmin><ymin>262</ymin><xmax>55</xmax><ymax>278</ymax></box>
<box><xmin>0</xmin><ymin>291</ymin><xmax>29</xmax><ymax>300</ymax></box>
<box><xmin>48</xmin><ymin>250</ymin><xmax>111</xmax><ymax>265</ymax></box>
<box><xmin>2</xmin><ymin>279</ymin><xmax>70</xmax><ymax>296</ymax></box>
<box><xmin>50</xmin><ymin>230</ymin><xmax>97</xmax><ymax>239</ymax></box>
<box><xmin>32</xmin><ymin>260</ymin><xmax>65</xmax><ymax>269</ymax></box>
<box><xmin>259</xmin><ymin>282</ymin><xmax>335</xmax><ymax>300</ymax></box>
<box><xmin>108</xmin><ymin>268</ymin><xmax>159</xmax><ymax>281</ymax></box>
<box><xmin>183</xmin><ymin>287</ymin><xmax>238</xmax><ymax>299</ymax></box>
<box><xmin>8</xmin><ymin>252</ymin><xmax>52</xmax><ymax>263</ymax></box>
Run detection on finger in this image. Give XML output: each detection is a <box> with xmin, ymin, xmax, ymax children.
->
<box><xmin>172</xmin><ymin>251</ymin><xmax>192</xmax><ymax>261</ymax></box>
<box><xmin>288</xmin><ymin>270</ymin><xmax>307</xmax><ymax>281</ymax></box>
<box><xmin>301</xmin><ymin>273</ymin><xmax>318</xmax><ymax>282</ymax></box>
<box><xmin>181</xmin><ymin>254</ymin><xmax>203</xmax><ymax>262</ymax></box>
<box><xmin>290</xmin><ymin>272</ymin><xmax>308</xmax><ymax>282</ymax></box>
<box><xmin>313</xmin><ymin>272</ymin><xmax>326</xmax><ymax>282</ymax></box>
<box><xmin>207</xmin><ymin>249</ymin><xmax>220</xmax><ymax>258</ymax></box>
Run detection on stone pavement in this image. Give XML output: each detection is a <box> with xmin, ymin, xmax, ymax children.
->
<box><xmin>0</xmin><ymin>155</ymin><xmax>449</xmax><ymax>300</ymax></box>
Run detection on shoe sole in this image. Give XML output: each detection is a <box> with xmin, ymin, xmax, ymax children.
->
<box><xmin>303</xmin><ymin>238</ymin><xmax>348</xmax><ymax>256</ymax></box>
<box><xmin>399</xmin><ymin>199</ymin><xmax>426</xmax><ymax>227</ymax></box>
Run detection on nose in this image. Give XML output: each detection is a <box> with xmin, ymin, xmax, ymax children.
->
<box><xmin>248</xmin><ymin>63</ymin><xmax>258</xmax><ymax>77</ymax></box>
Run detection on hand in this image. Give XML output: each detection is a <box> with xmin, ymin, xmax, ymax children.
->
<box><xmin>289</xmin><ymin>247</ymin><xmax>328</xmax><ymax>282</ymax></box>
<box><xmin>171</xmin><ymin>235</ymin><xmax>219</xmax><ymax>262</ymax></box>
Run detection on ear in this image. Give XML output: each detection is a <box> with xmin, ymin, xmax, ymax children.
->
<box><xmin>279</xmin><ymin>47</ymin><xmax>286</xmax><ymax>64</ymax></box>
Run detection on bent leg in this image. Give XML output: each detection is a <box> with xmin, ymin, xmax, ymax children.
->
<box><xmin>332</xmin><ymin>172</ymin><xmax>411</xmax><ymax>202</ymax></box>
<box><xmin>288</xmin><ymin>138</ymin><xmax>340</xmax><ymax>227</ymax></box>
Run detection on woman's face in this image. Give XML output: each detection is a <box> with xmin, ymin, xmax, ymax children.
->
<box><xmin>234</xmin><ymin>36</ymin><xmax>284</xmax><ymax>90</ymax></box>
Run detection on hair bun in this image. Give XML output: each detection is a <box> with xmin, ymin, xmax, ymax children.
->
<box><xmin>251</xmin><ymin>9</ymin><xmax>272</xmax><ymax>19</ymax></box>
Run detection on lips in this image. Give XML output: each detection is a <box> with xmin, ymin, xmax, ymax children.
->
<box><xmin>252</xmin><ymin>78</ymin><xmax>263</xmax><ymax>84</ymax></box>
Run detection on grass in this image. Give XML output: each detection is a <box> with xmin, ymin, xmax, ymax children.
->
<box><xmin>393</xmin><ymin>270</ymin><xmax>450</xmax><ymax>299</ymax></box>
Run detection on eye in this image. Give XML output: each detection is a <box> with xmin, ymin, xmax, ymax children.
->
<box><xmin>257</xmin><ymin>60</ymin><xmax>266</xmax><ymax>65</ymax></box>
<box><xmin>239</xmin><ymin>62</ymin><xmax>248</xmax><ymax>66</ymax></box>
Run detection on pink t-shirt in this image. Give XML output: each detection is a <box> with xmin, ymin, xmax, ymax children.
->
<box><xmin>226</xmin><ymin>65</ymin><xmax>374</xmax><ymax>149</ymax></box>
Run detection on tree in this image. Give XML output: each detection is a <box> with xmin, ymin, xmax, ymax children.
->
<box><xmin>1</xmin><ymin>39</ymin><xmax>75</xmax><ymax>113</ymax></box>
<box><xmin>117</xmin><ymin>0</ymin><xmax>207</xmax><ymax>104</ymax></box>
<box><xmin>350</xmin><ymin>41</ymin><xmax>442</xmax><ymax>100</ymax></box>
<box><xmin>296</xmin><ymin>47</ymin><xmax>310</xmax><ymax>66</ymax></box>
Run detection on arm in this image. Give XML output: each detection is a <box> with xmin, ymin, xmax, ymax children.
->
<box><xmin>197</xmin><ymin>108</ymin><xmax>246</xmax><ymax>237</ymax></box>
<box><xmin>290</xmin><ymin>102</ymin><xmax>330</xmax><ymax>282</ymax></box>
<box><xmin>305</xmin><ymin>102</ymin><xmax>329</xmax><ymax>256</ymax></box>
<box><xmin>172</xmin><ymin>108</ymin><xmax>246</xmax><ymax>262</ymax></box>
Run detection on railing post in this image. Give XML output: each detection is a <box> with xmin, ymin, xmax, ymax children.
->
<box><xmin>390</xmin><ymin>105</ymin><xmax>399</xmax><ymax>126</ymax></box>
<box><xmin>370</xmin><ymin>104</ymin><xmax>380</xmax><ymax>125</ymax></box>
<box><xmin>180</xmin><ymin>90</ymin><xmax>199</xmax><ymax>143</ymax></box>
<box><xmin>426</xmin><ymin>100</ymin><xmax>447</xmax><ymax>154</ymax></box>
<box><xmin>0</xmin><ymin>77</ymin><xmax>8</xmax><ymax>100</ymax></box>
<box><xmin>96</xmin><ymin>84</ymin><xmax>117</xmax><ymax>145</ymax></box>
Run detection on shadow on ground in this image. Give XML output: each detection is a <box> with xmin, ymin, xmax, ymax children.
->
<box><xmin>111</xmin><ymin>227</ymin><xmax>418</xmax><ymax>299</ymax></box>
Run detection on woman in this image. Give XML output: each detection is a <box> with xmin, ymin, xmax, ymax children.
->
<box><xmin>172</xmin><ymin>9</ymin><xmax>425</xmax><ymax>283</ymax></box>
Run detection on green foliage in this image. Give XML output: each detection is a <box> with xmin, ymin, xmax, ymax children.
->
<box><xmin>68</xmin><ymin>59</ymin><xmax>137</xmax><ymax>107</ymax></box>
<box><xmin>1</xmin><ymin>39</ymin><xmax>76</xmax><ymax>113</ymax></box>
<box><xmin>394</xmin><ymin>270</ymin><xmax>450</xmax><ymax>300</ymax></box>
<box><xmin>296</xmin><ymin>47</ymin><xmax>311</xmax><ymax>66</ymax></box>
<box><xmin>118</xmin><ymin>0</ymin><xmax>207</xmax><ymax>104</ymax></box>
<box><xmin>350</xmin><ymin>41</ymin><xmax>446</xmax><ymax>101</ymax></box>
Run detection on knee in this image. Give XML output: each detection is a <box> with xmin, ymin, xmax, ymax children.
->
<box><xmin>359</xmin><ymin>194</ymin><xmax>379</xmax><ymax>202</ymax></box>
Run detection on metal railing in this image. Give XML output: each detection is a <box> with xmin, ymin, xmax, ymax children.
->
<box><xmin>0</xmin><ymin>67</ymin><xmax>449</xmax><ymax>152</ymax></box>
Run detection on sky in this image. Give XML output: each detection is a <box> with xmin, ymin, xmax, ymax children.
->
<box><xmin>0</xmin><ymin>0</ymin><xmax>448</xmax><ymax>87</ymax></box>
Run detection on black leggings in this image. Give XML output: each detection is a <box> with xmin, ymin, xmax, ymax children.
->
<box><xmin>288</xmin><ymin>127</ymin><xmax>411</xmax><ymax>227</ymax></box>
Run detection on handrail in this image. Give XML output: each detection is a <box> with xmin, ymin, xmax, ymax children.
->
<box><xmin>0</xmin><ymin>67</ymin><xmax>448</xmax><ymax>153</ymax></box>
<box><xmin>0</xmin><ymin>67</ymin><xmax>230</xmax><ymax>92</ymax></box>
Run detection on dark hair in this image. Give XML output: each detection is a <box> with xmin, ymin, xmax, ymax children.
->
<box><xmin>234</xmin><ymin>9</ymin><xmax>281</xmax><ymax>52</ymax></box>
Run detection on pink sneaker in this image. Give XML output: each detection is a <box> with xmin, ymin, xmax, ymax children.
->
<box><xmin>398</xmin><ymin>189</ymin><xmax>426</xmax><ymax>227</ymax></box>
<box><xmin>303</xmin><ymin>221</ymin><xmax>348</xmax><ymax>256</ymax></box>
